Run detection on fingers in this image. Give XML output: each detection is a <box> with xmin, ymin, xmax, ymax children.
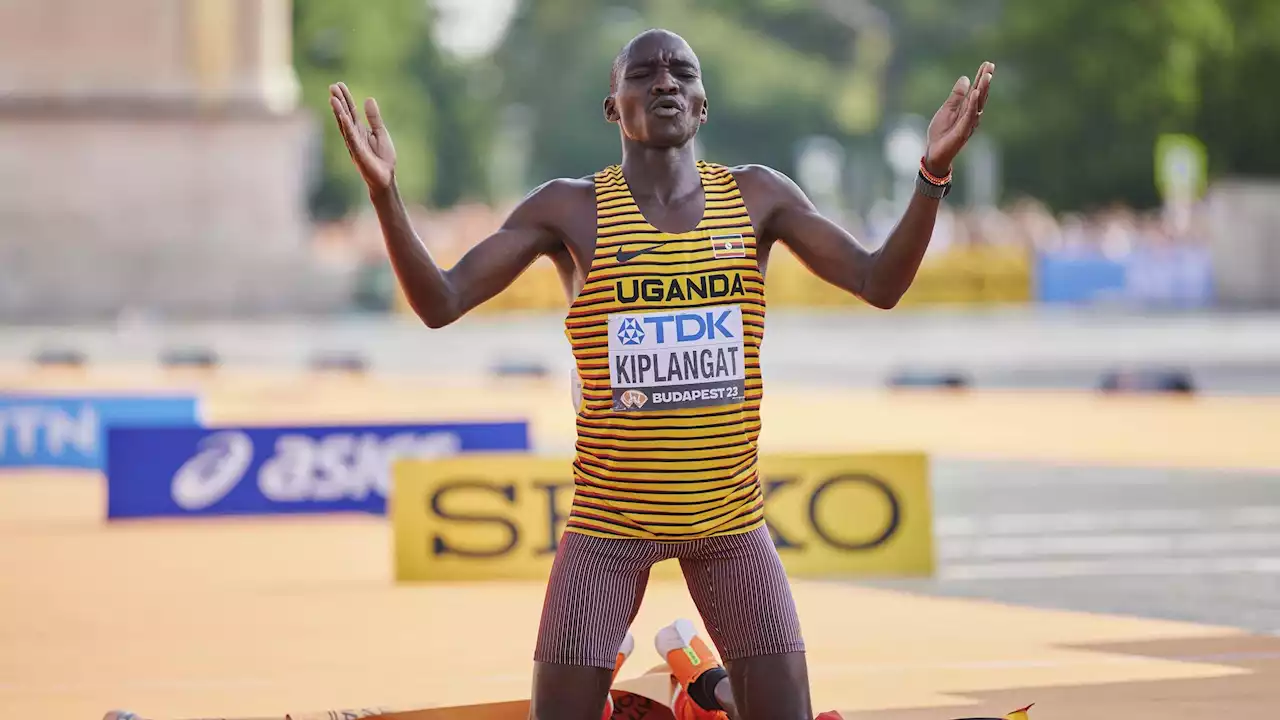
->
<box><xmin>364</xmin><ymin>97</ymin><xmax>384</xmax><ymax>131</ymax></box>
<box><xmin>330</xmin><ymin>96</ymin><xmax>355</xmax><ymax>148</ymax></box>
<box><xmin>944</xmin><ymin>75</ymin><xmax>971</xmax><ymax>112</ymax></box>
<box><xmin>337</xmin><ymin>81</ymin><xmax>360</xmax><ymax>123</ymax></box>
<box><xmin>960</xmin><ymin>61</ymin><xmax>996</xmax><ymax>136</ymax></box>
<box><xmin>972</xmin><ymin>61</ymin><xmax>995</xmax><ymax>113</ymax></box>
<box><xmin>329</xmin><ymin>89</ymin><xmax>354</xmax><ymax>135</ymax></box>
<box><xmin>329</xmin><ymin>85</ymin><xmax>355</xmax><ymax>129</ymax></box>
<box><xmin>329</xmin><ymin>84</ymin><xmax>366</xmax><ymax>160</ymax></box>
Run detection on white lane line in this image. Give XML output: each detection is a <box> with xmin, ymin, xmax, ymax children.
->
<box><xmin>937</xmin><ymin>507</ymin><xmax>1280</xmax><ymax>537</ymax></box>
<box><xmin>941</xmin><ymin>531</ymin><xmax>1280</xmax><ymax>560</ymax></box>
<box><xmin>940</xmin><ymin>556</ymin><xmax>1280</xmax><ymax>580</ymax></box>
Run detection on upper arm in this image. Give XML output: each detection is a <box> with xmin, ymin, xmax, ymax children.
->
<box><xmin>734</xmin><ymin>164</ymin><xmax>875</xmax><ymax>297</ymax></box>
<box><xmin>445</xmin><ymin>178</ymin><xmax>583</xmax><ymax>316</ymax></box>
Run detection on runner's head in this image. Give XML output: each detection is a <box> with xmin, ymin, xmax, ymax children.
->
<box><xmin>605</xmin><ymin>29</ymin><xmax>708</xmax><ymax>149</ymax></box>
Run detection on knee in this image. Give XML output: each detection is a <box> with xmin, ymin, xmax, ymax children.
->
<box><xmin>530</xmin><ymin>662</ymin><xmax>614</xmax><ymax>720</ymax></box>
<box><xmin>726</xmin><ymin>652</ymin><xmax>812</xmax><ymax>720</ymax></box>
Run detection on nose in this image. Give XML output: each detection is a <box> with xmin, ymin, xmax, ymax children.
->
<box><xmin>652</xmin><ymin>68</ymin><xmax>679</xmax><ymax>95</ymax></box>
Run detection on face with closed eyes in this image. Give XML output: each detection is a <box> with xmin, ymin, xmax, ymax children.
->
<box><xmin>605</xmin><ymin>30</ymin><xmax>709</xmax><ymax>149</ymax></box>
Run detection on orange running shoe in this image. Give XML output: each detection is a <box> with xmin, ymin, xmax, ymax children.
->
<box><xmin>600</xmin><ymin>630</ymin><xmax>636</xmax><ymax>720</ymax></box>
<box><xmin>613</xmin><ymin>629</ymin><xmax>636</xmax><ymax>681</ymax></box>
<box><xmin>655</xmin><ymin>619</ymin><xmax>729</xmax><ymax>720</ymax></box>
<box><xmin>670</xmin><ymin>687</ymin><xmax>729</xmax><ymax>720</ymax></box>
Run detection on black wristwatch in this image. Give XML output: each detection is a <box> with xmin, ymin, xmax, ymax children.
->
<box><xmin>916</xmin><ymin>169</ymin><xmax>952</xmax><ymax>200</ymax></box>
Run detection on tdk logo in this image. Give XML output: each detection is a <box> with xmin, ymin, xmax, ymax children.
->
<box><xmin>616</xmin><ymin>317</ymin><xmax>645</xmax><ymax>345</ymax></box>
<box><xmin>642</xmin><ymin>310</ymin><xmax>734</xmax><ymax>344</ymax></box>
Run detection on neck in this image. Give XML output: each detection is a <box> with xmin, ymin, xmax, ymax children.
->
<box><xmin>620</xmin><ymin>140</ymin><xmax>700</xmax><ymax>204</ymax></box>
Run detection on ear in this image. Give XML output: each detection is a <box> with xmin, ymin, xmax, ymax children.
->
<box><xmin>700</xmin><ymin>99</ymin><xmax>709</xmax><ymax>125</ymax></box>
<box><xmin>604</xmin><ymin>95</ymin><xmax>620</xmax><ymax>124</ymax></box>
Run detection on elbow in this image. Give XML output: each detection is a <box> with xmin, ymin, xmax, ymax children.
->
<box><xmin>421</xmin><ymin>314</ymin><xmax>452</xmax><ymax>329</ymax></box>
<box><xmin>406</xmin><ymin>277</ymin><xmax>461</xmax><ymax>329</ymax></box>
<box><xmin>859</xmin><ymin>282</ymin><xmax>903</xmax><ymax>310</ymax></box>
<box><xmin>409</xmin><ymin>298</ymin><xmax>459</xmax><ymax>329</ymax></box>
<box><xmin>865</xmin><ymin>293</ymin><xmax>900</xmax><ymax>310</ymax></box>
<box><xmin>419</xmin><ymin>306</ymin><xmax>459</xmax><ymax>329</ymax></box>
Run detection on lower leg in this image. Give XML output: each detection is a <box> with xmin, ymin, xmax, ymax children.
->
<box><xmin>530</xmin><ymin>530</ymin><xmax>653</xmax><ymax>719</ymax></box>
<box><xmin>724</xmin><ymin>651</ymin><xmax>812</xmax><ymax>720</ymax></box>
<box><xmin>529</xmin><ymin>661</ymin><xmax>615</xmax><ymax>720</ymax></box>
<box><xmin>654</xmin><ymin>623</ymin><xmax>809</xmax><ymax>720</ymax></box>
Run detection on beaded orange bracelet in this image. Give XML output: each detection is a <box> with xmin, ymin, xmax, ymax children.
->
<box><xmin>919</xmin><ymin>158</ymin><xmax>952</xmax><ymax>186</ymax></box>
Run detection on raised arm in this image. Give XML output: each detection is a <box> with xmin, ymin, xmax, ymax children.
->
<box><xmin>329</xmin><ymin>82</ymin><xmax>567</xmax><ymax>328</ymax></box>
<box><xmin>368</xmin><ymin>175</ymin><xmax>567</xmax><ymax>328</ymax></box>
<box><xmin>746</xmin><ymin>62</ymin><xmax>995</xmax><ymax>310</ymax></box>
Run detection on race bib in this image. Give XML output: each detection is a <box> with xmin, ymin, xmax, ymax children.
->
<box><xmin>607</xmin><ymin>305</ymin><xmax>745</xmax><ymax>412</ymax></box>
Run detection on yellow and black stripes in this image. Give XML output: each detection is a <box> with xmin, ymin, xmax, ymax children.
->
<box><xmin>562</xmin><ymin>161</ymin><xmax>768</xmax><ymax>541</ymax></box>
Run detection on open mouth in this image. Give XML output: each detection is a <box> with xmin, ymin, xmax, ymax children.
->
<box><xmin>651</xmin><ymin>99</ymin><xmax>683</xmax><ymax>118</ymax></box>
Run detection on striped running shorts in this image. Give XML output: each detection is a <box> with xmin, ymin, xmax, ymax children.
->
<box><xmin>533</xmin><ymin>525</ymin><xmax>806</xmax><ymax>669</ymax></box>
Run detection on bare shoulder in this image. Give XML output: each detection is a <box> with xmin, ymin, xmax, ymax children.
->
<box><xmin>505</xmin><ymin>176</ymin><xmax>596</xmax><ymax>229</ymax></box>
<box><xmin>519</xmin><ymin>176</ymin><xmax>596</xmax><ymax>213</ymax></box>
<box><xmin>722</xmin><ymin>163</ymin><xmax>806</xmax><ymax>202</ymax></box>
<box><xmin>720</xmin><ymin>164</ymin><xmax>811</xmax><ymax>240</ymax></box>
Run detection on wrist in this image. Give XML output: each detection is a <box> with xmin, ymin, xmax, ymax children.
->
<box><xmin>915</xmin><ymin>157</ymin><xmax>952</xmax><ymax>200</ymax></box>
<box><xmin>368</xmin><ymin>174</ymin><xmax>398</xmax><ymax>204</ymax></box>
<box><xmin>921</xmin><ymin>154</ymin><xmax>951</xmax><ymax>182</ymax></box>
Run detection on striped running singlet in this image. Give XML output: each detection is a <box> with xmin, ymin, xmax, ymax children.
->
<box><xmin>563</xmin><ymin>161</ymin><xmax>767</xmax><ymax>541</ymax></box>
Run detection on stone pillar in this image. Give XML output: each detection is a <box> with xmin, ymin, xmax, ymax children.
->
<box><xmin>0</xmin><ymin>0</ymin><xmax>350</xmax><ymax>321</ymax></box>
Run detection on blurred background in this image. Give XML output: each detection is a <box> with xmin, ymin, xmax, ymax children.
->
<box><xmin>0</xmin><ymin>0</ymin><xmax>1277</xmax><ymax>317</ymax></box>
<box><xmin>3</xmin><ymin>0</ymin><xmax>1280</xmax><ymax>393</ymax></box>
<box><xmin>4</xmin><ymin>2</ymin><xmax>1280</xmax><ymax>717</ymax></box>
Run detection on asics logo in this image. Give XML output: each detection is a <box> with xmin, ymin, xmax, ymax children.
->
<box><xmin>170</xmin><ymin>430</ymin><xmax>255</xmax><ymax>510</ymax></box>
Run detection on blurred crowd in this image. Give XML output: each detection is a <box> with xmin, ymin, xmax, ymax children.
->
<box><xmin>913</xmin><ymin>198</ymin><xmax>1206</xmax><ymax>260</ymax></box>
<box><xmin>315</xmin><ymin>194</ymin><xmax>1209</xmax><ymax>275</ymax></box>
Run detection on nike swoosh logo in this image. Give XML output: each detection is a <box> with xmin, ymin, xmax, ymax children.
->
<box><xmin>615</xmin><ymin>242</ymin><xmax>664</xmax><ymax>263</ymax></box>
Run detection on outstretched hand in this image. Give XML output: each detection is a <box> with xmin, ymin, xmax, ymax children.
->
<box><xmin>923</xmin><ymin>61</ymin><xmax>995</xmax><ymax>178</ymax></box>
<box><xmin>329</xmin><ymin>82</ymin><xmax>396</xmax><ymax>192</ymax></box>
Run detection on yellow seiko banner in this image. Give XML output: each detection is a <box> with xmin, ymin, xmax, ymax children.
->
<box><xmin>391</xmin><ymin>452</ymin><xmax>933</xmax><ymax>582</ymax></box>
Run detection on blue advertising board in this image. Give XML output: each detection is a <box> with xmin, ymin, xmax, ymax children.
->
<box><xmin>1035</xmin><ymin>246</ymin><xmax>1214</xmax><ymax>308</ymax></box>
<box><xmin>106</xmin><ymin>421</ymin><xmax>531</xmax><ymax>519</ymax></box>
<box><xmin>0</xmin><ymin>394</ymin><xmax>200</xmax><ymax>470</ymax></box>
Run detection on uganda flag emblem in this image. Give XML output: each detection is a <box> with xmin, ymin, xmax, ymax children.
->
<box><xmin>710</xmin><ymin>234</ymin><xmax>747</xmax><ymax>259</ymax></box>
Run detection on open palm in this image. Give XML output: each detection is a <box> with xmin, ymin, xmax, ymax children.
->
<box><xmin>330</xmin><ymin>82</ymin><xmax>396</xmax><ymax>192</ymax></box>
<box><xmin>924</xmin><ymin>62</ymin><xmax>996</xmax><ymax>177</ymax></box>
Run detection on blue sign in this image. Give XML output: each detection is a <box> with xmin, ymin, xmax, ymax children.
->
<box><xmin>106</xmin><ymin>421</ymin><xmax>531</xmax><ymax>519</ymax></box>
<box><xmin>0</xmin><ymin>394</ymin><xmax>200</xmax><ymax>470</ymax></box>
<box><xmin>1035</xmin><ymin>246</ymin><xmax>1214</xmax><ymax>308</ymax></box>
<box><xmin>1035</xmin><ymin>251</ymin><xmax>1128</xmax><ymax>304</ymax></box>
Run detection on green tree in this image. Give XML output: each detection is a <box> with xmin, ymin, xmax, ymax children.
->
<box><xmin>293</xmin><ymin>0</ymin><xmax>437</xmax><ymax>219</ymax></box>
<box><xmin>975</xmin><ymin>0</ymin><xmax>1232</xmax><ymax>211</ymax></box>
<box><xmin>1195</xmin><ymin>0</ymin><xmax>1280</xmax><ymax>180</ymax></box>
<box><xmin>410</xmin><ymin>37</ymin><xmax>498</xmax><ymax>208</ymax></box>
<box><xmin>493</xmin><ymin>0</ymin><xmax>874</xmax><ymax>186</ymax></box>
